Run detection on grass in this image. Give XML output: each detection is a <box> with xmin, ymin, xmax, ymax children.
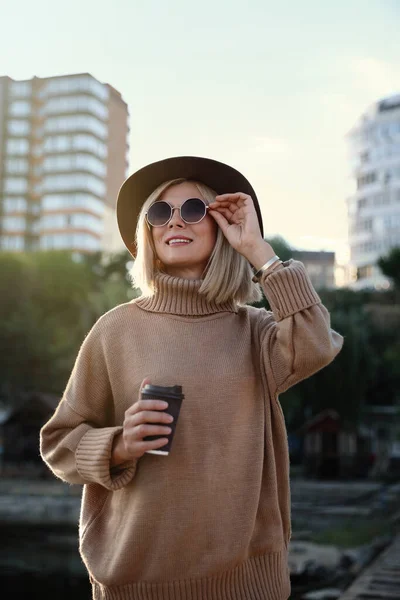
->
<box><xmin>310</xmin><ymin>518</ymin><xmax>394</xmax><ymax>548</ymax></box>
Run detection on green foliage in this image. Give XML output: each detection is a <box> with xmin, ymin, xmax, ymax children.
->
<box><xmin>264</xmin><ymin>235</ymin><xmax>294</xmax><ymax>262</ymax></box>
<box><xmin>377</xmin><ymin>246</ymin><xmax>400</xmax><ymax>290</ymax></box>
<box><xmin>280</xmin><ymin>306</ymin><xmax>378</xmax><ymax>427</ymax></box>
<box><xmin>0</xmin><ymin>250</ymin><xmax>134</xmax><ymax>401</ymax></box>
<box><xmin>311</xmin><ymin>518</ymin><xmax>392</xmax><ymax>547</ymax></box>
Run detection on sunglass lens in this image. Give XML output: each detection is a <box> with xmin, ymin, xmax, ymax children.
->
<box><xmin>147</xmin><ymin>202</ymin><xmax>171</xmax><ymax>226</ymax></box>
<box><xmin>181</xmin><ymin>198</ymin><xmax>206</xmax><ymax>223</ymax></box>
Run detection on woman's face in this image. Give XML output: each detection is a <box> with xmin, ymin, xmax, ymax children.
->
<box><xmin>151</xmin><ymin>182</ymin><xmax>218</xmax><ymax>279</ymax></box>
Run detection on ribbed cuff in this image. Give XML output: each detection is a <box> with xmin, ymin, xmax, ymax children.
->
<box><xmin>261</xmin><ymin>259</ymin><xmax>321</xmax><ymax>321</ymax></box>
<box><xmin>76</xmin><ymin>427</ymin><xmax>137</xmax><ymax>490</ymax></box>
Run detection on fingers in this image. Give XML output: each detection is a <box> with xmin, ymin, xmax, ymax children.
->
<box><xmin>134</xmin><ymin>423</ymin><xmax>172</xmax><ymax>437</ymax></box>
<box><xmin>133</xmin><ymin>437</ymin><xmax>170</xmax><ymax>453</ymax></box>
<box><xmin>211</xmin><ymin>193</ymin><xmax>253</xmax><ymax>210</ymax></box>
<box><xmin>129</xmin><ymin>398</ymin><xmax>169</xmax><ymax>412</ymax></box>
<box><xmin>209</xmin><ymin>209</ymin><xmax>230</xmax><ymax>231</ymax></box>
<box><xmin>123</xmin><ymin>430</ymin><xmax>170</xmax><ymax>458</ymax></box>
<box><xmin>210</xmin><ymin>206</ymin><xmax>243</xmax><ymax>226</ymax></box>
<box><xmin>122</xmin><ymin>399</ymin><xmax>174</xmax><ymax>458</ymax></box>
<box><xmin>127</xmin><ymin>408</ymin><xmax>174</xmax><ymax>425</ymax></box>
<box><xmin>215</xmin><ymin>206</ymin><xmax>234</xmax><ymax>220</ymax></box>
<box><xmin>210</xmin><ymin>199</ymin><xmax>245</xmax><ymax>210</ymax></box>
<box><xmin>215</xmin><ymin>193</ymin><xmax>251</xmax><ymax>201</ymax></box>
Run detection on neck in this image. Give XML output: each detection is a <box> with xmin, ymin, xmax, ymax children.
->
<box><xmin>162</xmin><ymin>264</ymin><xmax>207</xmax><ymax>280</ymax></box>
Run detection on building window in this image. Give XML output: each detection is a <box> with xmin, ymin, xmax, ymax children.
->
<box><xmin>72</xmin><ymin>134</ymin><xmax>107</xmax><ymax>158</ymax></box>
<box><xmin>7</xmin><ymin>120</ymin><xmax>31</xmax><ymax>136</ymax></box>
<box><xmin>357</xmin><ymin>197</ymin><xmax>367</xmax><ymax>210</ymax></box>
<box><xmin>71</xmin><ymin>213</ymin><xmax>103</xmax><ymax>233</ymax></box>
<box><xmin>1</xmin><ymin>236</ymin><xmax>25</xmax><ymax>250</ymax></box>
<box><xmin>43</xmin><ymin>153</ymin><xmax>106</xmax><ymax>177</ymax></box>
<box><xmin>43</xmin><ymin>135</ymin><xmax>72</xmax><ymax>153</ymax></box>
<box><xmin>42</xmin><ymin>193</ymin><xmax>105</xmax><ymax>216</ymax></box>
<box><xmin>3</xmin><ymin>178</ymin><xmax>28</xmax><ymax>193</ymax></box>
<box><xmin>357</xmin><ymin>171</ymin><xmax>377</xmax><ymax>189</ymax></box>
<box><xmin>42</xmin><ymin>76</ymin><xmax>109</xmax><ymax>102</ymax></box>
<box><xmin>40</xmin><ymin>214</ymin><xmax>67</xmax><ymax>229</ymax></box>
<box><xmin>42</xmin><ymin>173</ymin><xmax>106</xmax><ymax>196</ymax></box>
<box><xmin>5</xmin><ymin>158</ymin><xmax>29</xmax><ymax>174</ymax></box>
<box><xmin>9</xmin><ymin>101</ymin><xmax>31</xmax><ymax>117</ymax></box>
<box><xmin>3</xmin><ymin>197</ymin><xmax>27</xmax><ymax>213</ymax></box>
<box><xmin>44</xmin><ymin>115</ymin><xmax>107</xmax><ymax>139</ymax></box>
<box><xmin>6</xmin><ymin>138</ymin><xmax>29</xmax><ymax>155</ymax></box>
<box><xmin>2</xmin><ymin>216</ymin><xmax>26</xmax><ymax>231</ymax></box>
<box><xmin>357</xmin><ymin>265</ymin><xmax>374</xmax><ymax>280</ymax></box>
<box><xmin>43</xmin><ymin>134</ymin><xmax>107</xmax><ymax>158</ymax></box>
<box><xmin>40</xmin><ymin>232</ymin><xmax>101</xmax><ymax>251</ymax></box>
<box><xmin>10</xmin><ymin>81</ymin><xmax>32</xmax><ymax>97</ymax></box>
<box><xmin>40</xmin><ymin>212</ymin><xmax>103</xmax><ymax>234</ymax></box>
<box><xmin>384</xmin><ymin>214</ymin><xmax>400</xmax><ymax>229</ymax></box>
<box><xmin>43</xmin><ymin>95</ymin><xmax>108</xmax><ymax>120</ymax></box>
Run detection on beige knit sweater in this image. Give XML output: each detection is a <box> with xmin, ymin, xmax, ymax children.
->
<box><xmin>40</xmin><ymin>259</ymin><xmax>344</xmax><ymax>600</ymax></box>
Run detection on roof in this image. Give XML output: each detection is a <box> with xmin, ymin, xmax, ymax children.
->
<box><xmin>296</xmin><ymin>409</ymin><xmax>340</xmax><ymax>434</ymax></box>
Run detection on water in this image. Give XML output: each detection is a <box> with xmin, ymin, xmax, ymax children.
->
<box><xmin>1</xmin><ymin>525</ymin><xmax>91</xmax><ymax>599</ymax></box>
<box><xmin>2</xmin><ymin>571</ymin><xmax>91</xmax><ymax>599</ymax></box>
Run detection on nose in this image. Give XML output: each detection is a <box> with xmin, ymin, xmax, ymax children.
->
<box><xmin>168</xmin><ymin>206</ymin><xmax>184</xmax><ymax>228</ymax></box>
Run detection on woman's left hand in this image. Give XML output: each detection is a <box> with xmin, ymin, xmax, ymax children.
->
<box><xmin>208</xmin><ymin>193</ymin><xmax>265</xmax><ymax>261</ymax></box>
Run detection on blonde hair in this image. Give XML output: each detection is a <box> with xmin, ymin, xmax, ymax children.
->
<box><xmin>129</xmin><ymin>179</ymin><xmax>262</xmax><ymax>305</ymax></box>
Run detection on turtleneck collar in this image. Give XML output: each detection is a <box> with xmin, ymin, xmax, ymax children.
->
<box><xmin>134</xmin><ymin>272</ymin><xmax>238</xmax><ymax>316</ymax></box>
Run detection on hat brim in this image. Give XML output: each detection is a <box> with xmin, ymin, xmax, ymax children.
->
<box><xmin>116</xmin><ymin>156</ymin><xmax>264</xmax><ymax>257</ymax></box>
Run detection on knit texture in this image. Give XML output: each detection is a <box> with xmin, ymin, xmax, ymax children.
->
<box><xmin>40</xmin><ymin>259</ymin><xmax>343</xmax><ymax>600</ymax></box>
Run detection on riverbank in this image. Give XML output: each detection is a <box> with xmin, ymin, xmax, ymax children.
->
<box><xmin>1</xmin><ymin>477</ymin><xmax>399</xmax><ymax>600</ymax></box>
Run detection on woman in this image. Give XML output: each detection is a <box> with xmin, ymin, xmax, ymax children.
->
<box><xmin>40</xmin><ymin>156</ymin><xmax>344</xmax><ymax>600</ymax></box>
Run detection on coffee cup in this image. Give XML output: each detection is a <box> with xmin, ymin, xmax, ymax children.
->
<box><xmin>141</xmin><ymin>384</ymin><xmax>184</xmax><ymax>455</ymax></box>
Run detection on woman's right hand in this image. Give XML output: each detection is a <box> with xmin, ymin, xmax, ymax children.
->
<box><xmin>111</xmin><ymin>378</ymin><xmax>174</xmax><ymax>464</ymax></box>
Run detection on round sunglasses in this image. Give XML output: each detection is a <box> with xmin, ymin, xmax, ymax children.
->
<box><xmin>145</xmin><ymin>197</ymin><xmax>209</xmax><ymax>227</ymax></box>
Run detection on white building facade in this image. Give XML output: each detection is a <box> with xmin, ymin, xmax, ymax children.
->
<box><xmin>346</xmin><ymin>94</ymin><xmax>400</xmax><ymax>290</ymax></box>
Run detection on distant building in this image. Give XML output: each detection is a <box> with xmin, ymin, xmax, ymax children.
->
<box><xmin>291</xmin><ymin>249</ymin><xmax>336</xmax><ymax>290</ymax></box>
<box><xmin>346</xmin><ymin>93</ymin><xmax>400</xmax><ymax>290</ymax></box>
<box><xmin>0</xmin><ymin>72</ymin><xmax>129</xmax><ymax>255</ymax></box>
<box><xmin>296</xmin><ymin>409</ymin><xmax>372</xmax><ymax>480</ymax></box>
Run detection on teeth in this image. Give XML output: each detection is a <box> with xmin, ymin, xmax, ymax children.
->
<box><xmin>168</xmin><ymin>239</ymin><xmax>191</xmax><ymax>245</ymax></box>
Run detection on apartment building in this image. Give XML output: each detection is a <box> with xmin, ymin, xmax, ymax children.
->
<box><xmin>0</xmin><ymin>72</ymin><xmax>129</xmax><ymax>254</ymax></box>
<box><xmin>346</xmin><ymin>94</ymin><xmax>400</xmax><ymax>290</ymax></box>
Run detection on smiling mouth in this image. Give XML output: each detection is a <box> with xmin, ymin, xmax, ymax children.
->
<box><xmin>166</xmin><ymin>239</ymin><xmax>193</xmax><ymax>246</ymax></box>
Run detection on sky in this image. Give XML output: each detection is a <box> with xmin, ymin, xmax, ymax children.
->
<box><xmin>1</xmin><ymin>0</ymin><xmax>399</xmax><ymax>263</ymax></box>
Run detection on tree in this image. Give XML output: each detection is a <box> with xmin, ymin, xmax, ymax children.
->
<box><xmin>377</xmin><ymin>246</ymin><xmax>400</xmax><ymax>290</ymax></box>
<box><xmin>0</xmin><ymin>249</ymin><xmax>141</xmax><ymax>401</ymax></box>
<box><xmin>264</xmin><ymin>235</ymin><xmax>293</xmax><ymax>262</ymax></box>
<box><xmin>77</xmin><ymin>249</ymin><xmax>138</xmax><ymax>319</ymax></box>
<box><xmin>279</xmin><ymin>304</ymin><xmax>378</xmax><ymax>429</ymax></box>
<box><xmin>0</xmin><ymin>251</ymin><xmax>95</xmax><ymax>398</ymax></box>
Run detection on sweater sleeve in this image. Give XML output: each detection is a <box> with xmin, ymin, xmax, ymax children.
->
<box><xmin>40</xmin><ymin>319</ymin><xmax>138</xmax><ymax>490</ymax></box>
<box><xmin>257</xmin><ymin>259</ymin><xmax>344</xmax><ymax>395</ymax></box>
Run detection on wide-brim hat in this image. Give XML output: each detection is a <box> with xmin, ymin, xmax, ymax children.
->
<box><xmin>116</xmin><ymin>155</ymin><xmax>263</xmax><ymax>257</ymax></box>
